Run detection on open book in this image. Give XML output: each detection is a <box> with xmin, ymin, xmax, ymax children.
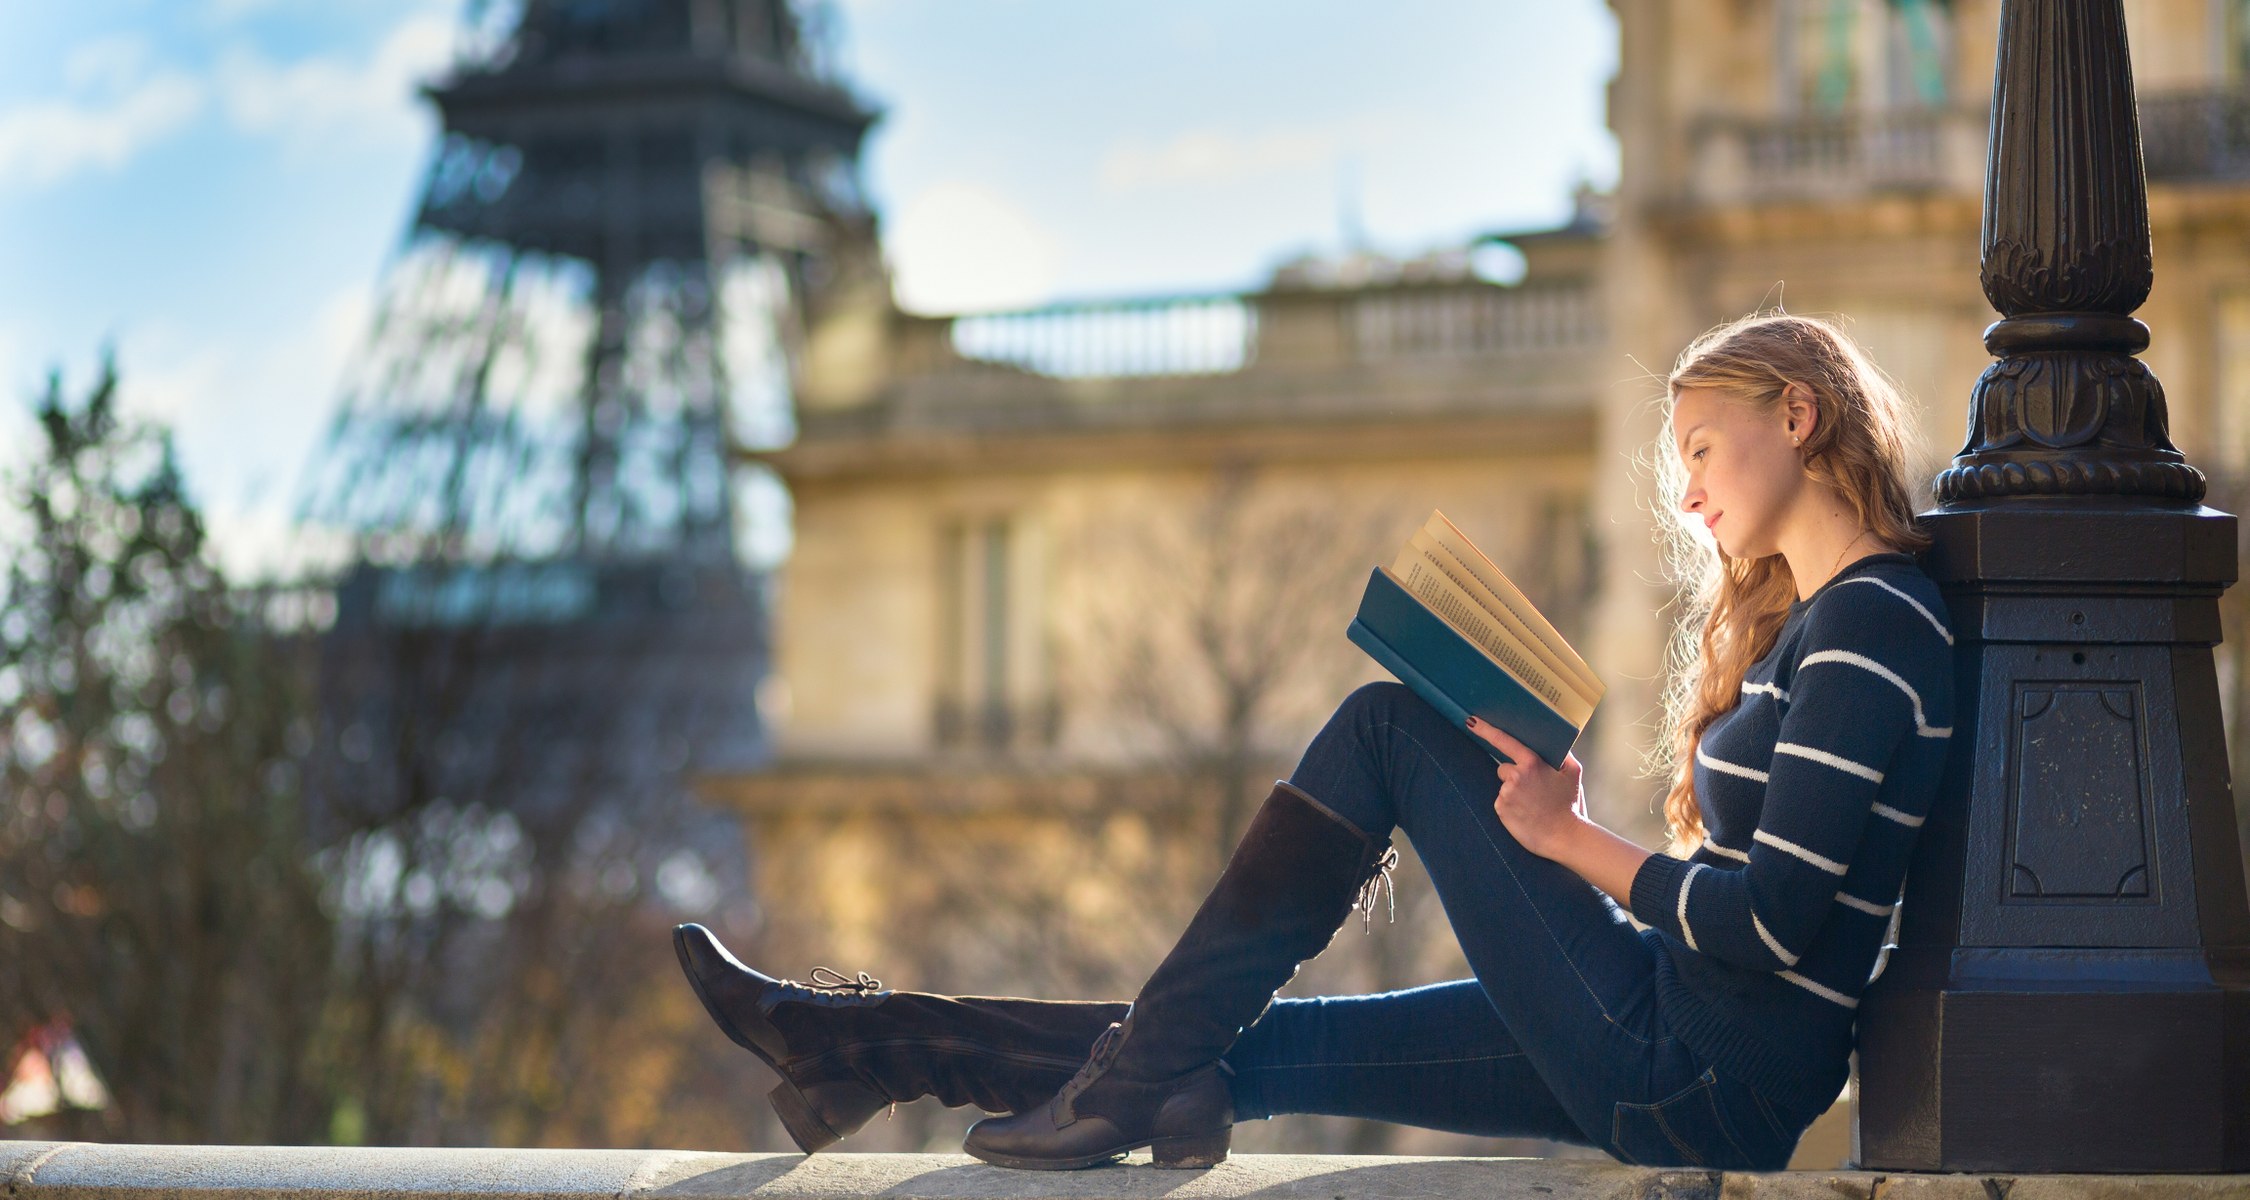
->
<box><xmin>1347</xmin><ymin>511</ymin><xmax>1604</xmax><ymax>768</ymax></box>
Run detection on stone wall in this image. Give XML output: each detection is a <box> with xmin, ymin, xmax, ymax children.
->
<box><xmin>5</xmin><ymin>1142</ymin><xmax>2246</xmax><ymax>1200</ymax></box>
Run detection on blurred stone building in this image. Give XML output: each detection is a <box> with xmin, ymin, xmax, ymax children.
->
<box><xmin>697</xmin><ymin>0</ymin><xmax>2250</xmax><ymax>1158</ymax></box>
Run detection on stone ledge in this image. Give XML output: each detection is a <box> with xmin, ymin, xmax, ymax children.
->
<box><xmin>2</xmin><ymin>1144</ymin><xmax>2246</xmax><ymax>1200</ymax></box>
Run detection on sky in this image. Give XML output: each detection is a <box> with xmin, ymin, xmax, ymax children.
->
<box><xmin>0</xmin><ymin>0</ymin><xmax>1618</xmax><ymax>578</ymax></box>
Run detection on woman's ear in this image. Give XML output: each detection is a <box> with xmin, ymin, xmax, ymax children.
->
<box><xmin>1782</xmin><ymin>383</ymin><xmax>1818</xmax><ymax>444</ymax></box>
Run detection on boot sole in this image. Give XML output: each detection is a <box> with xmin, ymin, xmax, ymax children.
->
<box><xmin>964</xmin><ymin>1128</ymin><xmax>1230</xmax><ymax>1171</ymax></box>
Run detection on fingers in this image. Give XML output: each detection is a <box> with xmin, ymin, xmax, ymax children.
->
<box><xmin>1494</xmin><ymin>754</ymin><xmax>1522</xmax><ymax>791</ymax></box>
<box><xmin>1464</xmin><ymin>715</ymin><xmax>1533</xmax><ymax>763</ymax></box>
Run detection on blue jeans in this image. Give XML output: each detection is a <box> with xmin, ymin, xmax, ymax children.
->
<box><xmin>1215</xmin><ymin>682</ymin><xmax>1819</xmax><ymax>1170</ymax></box>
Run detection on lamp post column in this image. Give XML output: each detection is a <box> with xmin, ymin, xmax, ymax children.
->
<box><xmin>1853</xmin><ymin>0</ymin><xmax>2250</xmax><ymax>1173</ymax></box>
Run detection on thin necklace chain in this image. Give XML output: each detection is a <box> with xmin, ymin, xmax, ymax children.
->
<box><xmin>1823</xmin><ymin>529</ymin><xmax>1874</xmax><ymax>589</ymax></box>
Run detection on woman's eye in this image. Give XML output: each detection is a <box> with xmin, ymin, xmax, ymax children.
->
<box><xmin>1691</xmin><ymin>448</ymin><xmax>1706</xmax><ymax>462</ymax></box>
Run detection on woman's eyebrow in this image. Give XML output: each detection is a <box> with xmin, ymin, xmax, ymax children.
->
<box><xmin>1675</xmin><ymin>422</ymin><xmax>1708</xmax><ymax>452</ymax></box>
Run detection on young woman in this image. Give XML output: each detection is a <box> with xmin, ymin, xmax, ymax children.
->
<box><xmin>674</xmin><ymin>312</ymin><xmax>1956</xmax><ymax>1171</ymax></box>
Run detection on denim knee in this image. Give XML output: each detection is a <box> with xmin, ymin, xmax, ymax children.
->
<box><xmin>1325</xmin><ymin>681</ymin><xmax>1431</xmax><ymax>773</ymax></box>
<box><xmin>1294</xmin><ymin>680</ymin><xmax>1475</xmax><ymax>826</ymax></box>
<box><xmin>1287</xmin><ymin>682</ymin><xmax>1420</xmax><ymax>832</ymax></box>
<box><xmin>1340</xmin><ymin>680</ymin><xmax>1416</xmax><ymax>727</ymax></box>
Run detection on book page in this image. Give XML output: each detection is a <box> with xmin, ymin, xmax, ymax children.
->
<box><xmin>1382</xmin><ymin>555</ymin><xmax>1595</xmax><ymax>729</ymax></box>
<box><xmin>1425</xmin><ymin>511</ymin><xmax>1604</xmax><ymax>704</ymax></box>
<box><xmin>1403</xmin><ymin>528</ymin><xmax>1595</xmax><ymax>709</ymax></box>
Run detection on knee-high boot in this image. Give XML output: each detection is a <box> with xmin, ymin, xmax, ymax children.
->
<box><xmin>961</xmin><ymin>780</ymin><xmax>1397</xmax><ymax>1170</ymax></box>
<box><xmin>674</xmin><ymin>924</ymin><xmax>1129</xmax><ymax>1153</ymax></box>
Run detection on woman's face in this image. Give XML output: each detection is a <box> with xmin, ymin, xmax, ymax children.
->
<box><xmin>1671</xmin><ymin>385</ymin><xmax>1809</xmax><ymax>561</ymax></box>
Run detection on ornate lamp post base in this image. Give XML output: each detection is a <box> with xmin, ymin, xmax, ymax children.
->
<box><xmin>1855</xmin><ymin>505</ymin><xmax>2248</xmax><ymax>1173</ymax></box>
<box><xmin>1859</xmin><ymin>950</ymin><xmax>2250</xmax><ymax>1171</ymax></box>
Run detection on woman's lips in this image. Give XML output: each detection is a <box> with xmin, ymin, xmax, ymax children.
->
<box><xmin>1705</xmin><ymin>513</ymin><xmax>1721</xmax><ymax>531</ymax></box>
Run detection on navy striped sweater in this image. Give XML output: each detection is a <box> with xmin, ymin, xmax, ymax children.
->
<box><xmin>1627</xmin><ymin>552</ymin><xmax>1956</xmax><ymax>1118</ymax></box>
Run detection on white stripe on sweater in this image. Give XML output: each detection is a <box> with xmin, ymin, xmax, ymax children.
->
<box><xmin>1678</xmin><ymin>863</ymin><xmax>1707</xmax><ymax>952</ymax></box>
<box><xmin>1775</xmin><ymin>741</ymin><xmax>1886</xmax><ymax>782</ymax></box>
<box><xmin>1741</xmin><ymin>679</ymin><xmax>1790</xmax><ymax>703</ymax></box>
<box><xmin>1754</xmin><ymin>827</ymin><xmax>1850</xmax><ymax>875</ymax></box>
<box><xmin>1871</xmin><ymin>801</ymin><xmax>1924</xmax><ymax>827</ymax></box>
<box><xmin>1698</xmin><ymin>743</ymin><xmax>1770</xmax><ymax>783</ymax></box>
<box><xmin>1778</xmin><ymin>970</ymin><xmax>1860</xmax><ymax>1008</ymax></box>
<box><xmin>1799</xmin><ymin>649</ymin><xmax>1953</xmax><ymax>738</ymax></box>
<box><xmin>1836</xmin><ymin>890</ymin><xmax>1894</xmax><ymax>916</ymax></box>
<box><xmin>1868</xmin><ymin>905</ymin><xmax>1905</xmax><ymax>985</ymax></box>
<box><xmin>1753</xmin><ymin>910</ymin><xmax>1800</xmax><ymax>966</ymax></box>
<box><xmin>1833</xmin><ymin>576</ymin><xmax>1955</xmax><ymax>646</ymax></box>
<box><xmin>1701</xmin><ymin>838</ymin><xmax>1751</xmax><ymax>863</ymax></box>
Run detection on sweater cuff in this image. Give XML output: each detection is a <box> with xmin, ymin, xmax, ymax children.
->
<box><xmin>1629</xmin><ymin>852</ymin><xmax>1690</xmax><ymax>936</ymax></box>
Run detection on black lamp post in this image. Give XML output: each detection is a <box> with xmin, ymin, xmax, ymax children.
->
<box><xmin>1853</xmin><ymin>0</ymin><xmax>2250</xmax><ymax>1173</ymax></box>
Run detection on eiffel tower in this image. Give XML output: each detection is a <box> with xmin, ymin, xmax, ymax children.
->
<box><xmin>297</xmin><ymin>0</ymin><xmax>877</xmax><ymax>911</ymax></box>
<box><xmin>307</xmin><ymin>0</ymin><xmax>874</xmax><ymax>566</ymax></box>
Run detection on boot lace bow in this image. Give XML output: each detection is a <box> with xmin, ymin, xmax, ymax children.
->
<box><xmin>796</xmin><ymin>966</ymin><xmax>884</xmax><ymax>993</ymax></box>
<box><xmin>1356</xmin><ymin>845</ymin><xmax>1400</xmax><ymax>932</ymax></box>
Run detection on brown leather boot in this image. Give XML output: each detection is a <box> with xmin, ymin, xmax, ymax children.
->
<box><xmin>962</xmin><ymin>781</ymin><xmax>1397</xmax><ymax>1170</ymax></box>
<box><xmin>674</xmin><ymin>924</ymin><xmax>1128</xmax><ymax>1152</ymax></box>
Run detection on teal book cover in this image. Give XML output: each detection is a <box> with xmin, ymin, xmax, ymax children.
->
<box><xmin>1347</xmin><ymin>567</ymin><xmax>1582</xmax><ymax>768</ymax></box>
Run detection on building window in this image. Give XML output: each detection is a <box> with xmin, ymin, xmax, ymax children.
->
<box><xmin>2222</xmin><ymin>0</ymin><xmax>2250</xmax><ymax>85</ymax></box>
<box><xmin>2215</xmin><ymin>288</ymin><xmax>2250</xmax><ymax>477</ymax></box>
<box><xmin>2214</xmin><ymin>286</ymin><xmax>2250</xmax><ymax>797</ymax></box>
<box><xmin>1778</xmin><ymin>0</ymin><xmax>1859</xmax><ymax>114</ymax></box>
<box><xmin>1525</xmin><ymin>492</ymin><xmax>1599</xmax><ymax>646</ymax></box>
<box><xmin>977</xmin><ymin>519</ymin><xmax>1009</xmax><ymax>730</ymax></box>
<box><xmin>1884</xmin><ymin>0</ymin><xmax>1952</xmax><ymax>108</ymax></box>
<box><xmin>1777</xmin><ymin>0</ymin><xmax>1952</xmax><ymax>114</ymax></box>
<box><xmin>935</xmin><ymin>516</ymin><xmax>1053</xmax><ymax>751</ymax></box>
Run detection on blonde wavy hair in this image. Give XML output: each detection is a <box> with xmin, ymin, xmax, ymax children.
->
<box><xmin>1647</xmin><ymin>312</ymin><xmax>1931</xmax><ymax>856</ymax></box>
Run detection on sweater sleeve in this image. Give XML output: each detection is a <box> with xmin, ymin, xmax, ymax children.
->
<box><xmin>1627</xmin><ymin>583</ymin><xmax>1953</xmax><ymax>973</ymax></box>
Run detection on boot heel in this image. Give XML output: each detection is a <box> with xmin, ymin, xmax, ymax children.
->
<box><xmin>1150</xmin><ymin>1129</ymin><xmax>1230</xmax><ymax>1168</ymax></box>
<box><xmin>769</xmin><ymin>1078</ymin><xmax>887</xmax><ymax>1154</ymax></box>
<box><xmin>768</xmin><ymin>1080</ymin><xmax>841</xmax><ymax>1153</ymax></box>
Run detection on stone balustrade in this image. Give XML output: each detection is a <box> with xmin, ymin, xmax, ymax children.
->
<box><xmin>1678</xmin><ymin>87</ymin><xmax>2250</xmax><ymax>208</ymax></box>
<box><xmin>884</xmin><ymin>280</ymin><xmax>1605</xmax><ymax>386</ymax></box>
<box><xmin>7</xmin><ymin>1143</ymin><xmax>2250</xmax><ymax>1200</ymax></box>
<box><xmin>2140</xmin><ymin>88</ymin><xmax>2250</xmax><ymax>182</ymax></box>
<box><xmin>1684</xmin><ymin>107</ymin><xmax>1989</xmax><ymax>205</ymax></box>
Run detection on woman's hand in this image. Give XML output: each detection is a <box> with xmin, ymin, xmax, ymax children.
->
<box><xmin>1465</xmin><ymin>717</ymin><xmax>1588</xmax><ymax>859</ymax></box>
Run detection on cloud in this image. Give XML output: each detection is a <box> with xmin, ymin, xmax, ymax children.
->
<box><xmin>205</xmin><ymin>0</ymin><xmax>285</xmax><ymax>20</ymax></box>
<box><xmin>1167</xmin><ymin>15</ymin><xmax>1219</xmax><ymax>56</ymax></box>
<box><xmin>126</xmin><ymin>341</ymin><xmax>231</xmax><ymax>427</ymax></box>
<box><xmin>64</xmin><ymin>36</ymin><xmax>158</xmax><ymax>92</ymax></box>
<box><xmin>214</xmin><ymin>12</ymin><xmax>456</xmax><ymax>148</ymax></box>
<box><xmin>204</xmin><ymin>500</ymin><xmax>326</xmax><ymax>583</ymax></box>
<box><xmin>0</xmin><ymin>10</ymin><xmax>456</xmax><ymax>191</ymax></box>
<box><xmin>1097</xmin><ymin>118</ymin><xmax>1394</xmax><ymax>192</ymax></box>
<box><xmin>886</xmin><ymin>181</ymin><xmax>1062</xmax><ymax>314</ymax></box>
<box><xmin>117</xmin><ymin>282</ymin><xmax>375</xmax><ymax>581</ymax></box>
<box><xmin>0</xmin><ymin>326</ymin><xmax>35</xmax><ymax>478</ymax></box>
<box><xmin>0</xmin><ymin>68</ymin><xmax>206</xmax><ymax>189</ymax></box>
<box><xmin>202</xmin><ymin>0</ymin><xmax>444</xmax><ymax>26</ymax></box>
